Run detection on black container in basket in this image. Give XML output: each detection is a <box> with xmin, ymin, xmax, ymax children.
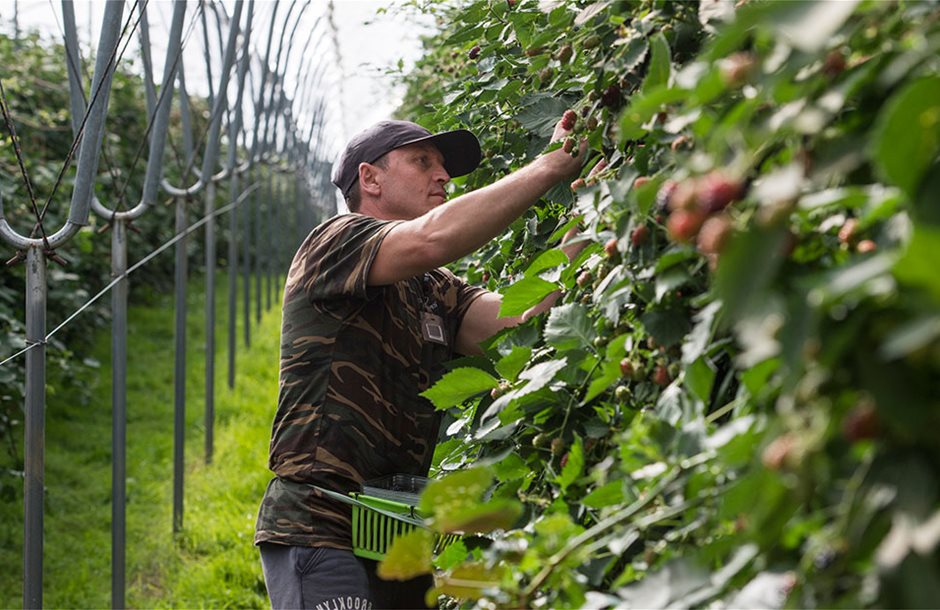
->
<box><xmin>349</xmin><ymin>474</ymin><xmax>459</xmax><ymax>561</ymax></box>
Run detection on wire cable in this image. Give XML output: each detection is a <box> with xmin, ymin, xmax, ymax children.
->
<box><xmin>0</xmin><ymin>182</ymin><xmax>260</xmax><ymax>370</ymax></box>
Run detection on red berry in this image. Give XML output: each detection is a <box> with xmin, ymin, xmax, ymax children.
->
<box><xmin>856</xmin><ymin>239</ymin><xmax>877</xmax><ymax>253</ymax></box>
<box><xmin>577</xmin><ymin>271</ymin><xmax>592</xmax><ymax>287</ymax></box>
<box><xmin>842</xmin><ymin>402</ymin><xmax>880</xmax><ymax>442</ymax></box>
<box><xmin>696</xmin><ymin>214</ymin><xmax>733</xmax><ymax>255</ymax></box>
<box><xmin>695</xmin><ymin>172</ymin><xmax>743</xmax><ymax>213</ymax></box>
<box><xmin>667</xmin><ymin>209</ymin><xmax>706</xmax><ymax>243</ymax></box>
<box><xmin>604</xmin><ymin>237</ymin><xmax>619</xmax><ymax>258</ymax></box>
<box><xmin>561</xmin><ymin>109</ymin><xmax>577</xmax><ymax>131</ymax></box>
<box><xmin>630</xmin><ymin>225</ymin><xmax>649</xmax><ymax>247</ymax></box>
<box><xmin>822</xmin><ymin>49</ymin><xmax>846</xmax><ymax>77</ymax></box>
<box><xmin>468</xmin><ymin>45</ymin><xmax>481</xmax><ymax>60</ymax></box>
<box><xmin>653</xmin><ymin>365</ymin><xmax>671</xmax><ymax>387</ymax></box>
<box><xmin>563</xmin><ymin>138</ymin><xmax>575</xmax><ymax>153</ymax></box>
<box><xmin>838</xmin><ymin>218</ymin><xmax>858</xmax><ymax>244</ymax></box>
<box><xmin>656</xmin><ymin>181</ymin><xmax>677</xmax><ymax>212</ymax></box>
<box><xmin>619</xmin><ymin>358</ymin><xmax>635</xmax><ymax>378</ymax></box>
<box><xmin>556</xmin><ymin>44</ymin><xmax>573</xmax><ymax>64</ymax></box>
<box><xmin>720</xmin><ymin>51</ymin><xmax>757</xmax><ymax>87</ymax></box>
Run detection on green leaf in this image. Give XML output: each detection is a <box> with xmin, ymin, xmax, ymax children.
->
<box><xmin>498</xmin><ymin>276</ymin><xmax>558</xmax><ymax>317</ymax></box>
<box><xmin>432</xmin><ymin>538</ymin><xmax>468</xmax><ymax>571</ymax></box>
<box><xmin>772</xmin><ymin>0</ymin><xmax>860</xmax><ymax>53</ymax></box>
<box><xmin>516</xmin><ymin>358</ymin><xmax>568</xmax><ymax>398</ymax></box>
<box><xmin>495</xmin><ymin>346</ymin><xmax>533</xmax><ymax>381</ymax></box>
<box><xmin>435</xmin><ymin>498</ymin><xmax>523</xmax><ymax>534</ymax></box>
<box><xmin>377</xmin><ymin>529</ymin><xmax>433</xmax><ymax>581</ymax></box>
<box><xmin>420</xmin><ymin>367</ymin><xmax>499</xmax><ymax>410</ymax></box>
<box><xmin>715</xmin><ymin>225</ymin><xmax>788</xmax><ymax>325</ymax></box>
<box><xmin>642</xmin><ymin>32</ymin><xmax>671</xmax><ymax>94</ymax></box>
<box><xmin>880</xmin><ymin>316</ymin><xmax>940</xmax><ymax>361</ymax></box>
<box><xmin>431</xmin><ymin>562</ymin><xmax>507</xmax><ymax>601</ymax></box>
<box><xmin>619</xmin><ymin>86</ymin><xmax>688</xmax><ymax>140</ymax></box>
<box><xmin>525</xmin><ymin>248</ymin><xmax>569</xmax><ymax>277</ymax></box>
<box><xmin>684</xmin><ymin>357</ymin><xmax>715</xmax><ymax>404</ymax></box>
<box><xmin>545</xmin><ymin>303</ymin><xmax>594</xmax><ymax>351</ymax></box>
<box><xmin>640</xmin><ymin>308</ymin><xmax>692</xmax><ymax>349</ymax></box>
<box><xmin>584</xmin><ymin>334</ymin><xmax>628</xmax><ymax>403</ymax></box>
<box><xmin>872</xmin><ymin>76</ymin><xmax>940</xmax><ymax>200</ymax></box>
<box><xmin>516</xmin><ymin>93</ymin><xmax>570</xmax><ymax>138</ymax></box>
<box><xmin>419</xmin><ymin>467</ymin><xmax>492</xmax><ymax>517</ymax></box>
<box><xmin>894</xmin><ymin>224</ymin><xmax>940</xmax><ymax>303</ymax></box>
<box><xmin>582</xmin><ymin>480</ymin><xmax>625</xmax><ymax>509</ymax></box>
<box><xmin>556</xmin><ymin>435</ymin><xmax>584</xmax><ymax>491</ymax></box>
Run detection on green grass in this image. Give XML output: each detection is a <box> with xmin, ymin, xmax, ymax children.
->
<box><xmin>0</xmin><ymin>272</ymin><xmax>283</xmax><ymax>608</ymax></box>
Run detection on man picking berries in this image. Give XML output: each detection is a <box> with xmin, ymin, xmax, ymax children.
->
<box><xmin>255</xmin><ymin>118</ymin><xmax>585</xmax><ymax>609</ymax></box>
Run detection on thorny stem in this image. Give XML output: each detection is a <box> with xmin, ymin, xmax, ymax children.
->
<box><xmin>521</xmin><ymin>466</ymin><xmax>682</xmax><ymax>601</ymax></box>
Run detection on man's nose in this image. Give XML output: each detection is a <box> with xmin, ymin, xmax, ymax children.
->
<box><xmin>434</xmin><ymin>161</ymin><xmax>450</xmax><ymax>184</ymax></box>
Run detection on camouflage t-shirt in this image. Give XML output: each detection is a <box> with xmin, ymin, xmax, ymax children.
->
<box><xmin>254</xmin><ymin>213</ymin><xmax>486</xmax><ymax>549</ymax></box>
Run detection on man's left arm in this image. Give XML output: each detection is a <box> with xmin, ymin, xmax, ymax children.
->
<box><xmin>455</xmin><ymin>226</ymin><xmax>588</xmax><ymax>356</ymax></box>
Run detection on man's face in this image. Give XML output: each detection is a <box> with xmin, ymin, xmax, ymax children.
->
<box><xmin>374</xmin><ymin>142</ymin><xmax>450</xmax><ymax>220</ymax></box>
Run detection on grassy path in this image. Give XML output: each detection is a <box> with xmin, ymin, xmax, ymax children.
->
<box><xmin>0</xmin><ymin>275</ymin><xmax>281</xmax><ymax>608</ymax></box>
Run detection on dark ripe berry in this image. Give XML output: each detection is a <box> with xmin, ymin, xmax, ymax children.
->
<box><xmin>538</xmin><ymin>67</ymin><xmax>554</xmax><ymax>82</ymax></box>
<box><xmin>604</xmin><ymin>237</ymin><xmax>619</xmax><ymax>258</ymax></box>
<box><xmin>857</xmin><ymin>239</ymin><xmax>877</xmax><ymax>253</ymax></box>
<box><xmin>601</xmin><ymin>84</ymin><xmax>622</xmax><ymax>108</ymax></box>
<box><xmin>506</xmin><ymin>0</ymin><xmax>516</xmax><ymax>7</ymax></box>
<box><xmin>619</xmin><ymin>358</ymin><xmax>634</xmax><ymax>378</ymax></box>
<box><xmin>720</xmin><ymin>51</ymin><xmax>757</xmax><ymax>87</ymax></box>
<box><xmin>842</xmin><ymin>402</ymin><xmax>880</xmax><ymax>442</ymax></box>
<box><xmin>468</xmin><ymin>45</ymin><xmax>481</xmax><ymax>60</ymax></box>
<box><xmin>822</xmin><ymin>49</ymin><xmax>846</xmax><ymax>77</ymax></box>
<box><xmin>695</xmin><ymin>172</ymin><xmax>743</xmax><ymax>213</ymax></box>
<box><xmin>838</xmin><ymin>218</ymin><xmax>858</xmax><ymax>244</ymax></box>
<box><xmin>560</xmin><ymin>452</ymin><xmax>569</xmax><ymax>468</ymax></box>
<box><xmin>586</xmin><ymin>116</ymin><xmax>598</xmax><ymax>130</ymax></box>
<box><xmin>525</xmin><ymin>47</ymin><xmax>544</xmax><ymax>57</ymax></box>
<box><xmin>577</xmin><ymin>270</ymin><xmax>592</xmax><ymax>287</ymax></box>
<box><xmin>666</xmin><ymin>208</ymin><xmax>707</xmax><ymax>243</ymax></box>
<box><xmin>653</xmin><ymin>364</ymin><xmax>671</xmax><ymax>387</ymax></box>
<box><xmin>550</xmin><ymin>437</ymin><xmax>566</xmax><ymax>456</ymax></box>
<box><xmin>571</xmin><ymin>178</ymin><xmax>586</xmax><ymax>191</ymax></box>
<box><xmin>630</xmin><ymin>225</ymin><xmax>649</xmax><ymax>247</ymax></box>
<box><xmin>696</xmin><ymin>214</ymin><xmax>733</xmax><ymax>255</ymax></box>
<box><xmin>561</xmin><ymin>109</ymin><xmax>577</xmax><ymax>130</ymax></box>
<box><xmin>580</xmin><ymin>106</ymin><xmax>590</xmax><ymax>118</ymax></box>
<box><xmin>563</xmin><ymin>137</ymin><xmax>576</xmax><ymax>153</ymax></box>
<box><xmin>556</xmin><ymin>44</ymin><xmax>573</xmax><ymax>64</ymax></box>
<box><xmin>634</xmin><ymin>176</ymin><xmax>650</xmax><ymax>189</ymax></box>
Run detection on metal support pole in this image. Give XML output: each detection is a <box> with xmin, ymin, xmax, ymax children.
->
<box><xmin>254</xmin><ymin>168</ymin><xmax>262</xmax><ymax>324</ymax></box>
<box><xmin>172</xmin><ymin>197</ymin><xmax>188</xmax><ymax>533</ymax></box>
<box><xmin>24</xmin><ymin>246</ymin><xmax>46</xmax><ymax>610</ymax></box>
<box><xmin>204</xmin><ymin>181</ymin><xmax>216</xmax><ymax>465</ymax></box>
<box><xmin>227</xmin><ymin>173</ymin><xmax>238</xmax><ymax>389</ymax></box>
<box><xmin>242</xmin><ymin>174</ymin><xmax>252</xmax><ymax>348</ymax></box>
<box><xmin>110</xmin><ymin>218</ymin><xmax>128</xmax><ymax>610</ymax></box>
<box><xmin>264</xmin><ymin>171</ymin><xmax>273</xmax><ymax>312</ymax></box>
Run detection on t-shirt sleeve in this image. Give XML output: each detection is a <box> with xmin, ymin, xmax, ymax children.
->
<box><xmin>433</xmin><ymin>267</ymin><xmax>488</xmax><ymax>328</ymax></box>
<box><xmin>298</xmin><ymin>214</ymin><xmax>401</xmax><ymax>303</ymax></box>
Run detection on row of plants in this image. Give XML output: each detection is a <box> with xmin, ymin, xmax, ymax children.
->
<box><xmin>384</xmin><ymin>0</ymin><xmax>940</xmax><ymax>607</ymax></box>
<box><xmin>0</xmin><ymin>30</ymin><xmax>288</xmax><ymax>488</ymax></box>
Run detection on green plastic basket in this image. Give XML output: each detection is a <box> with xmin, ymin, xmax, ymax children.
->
<box><xmin>348</xmin><ymin>476</ymin><xmax>460</xmax><ymax>561</ymax></box>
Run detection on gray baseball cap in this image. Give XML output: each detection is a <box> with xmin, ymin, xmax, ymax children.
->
<box><xmin>331</xmin><ymin>120</ymin><xmax>481</xmax><ymax>197</ymax></box>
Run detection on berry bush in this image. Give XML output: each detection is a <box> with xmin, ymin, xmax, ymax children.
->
<box><xmin>383</xmin><ymin>1</ymin><xmax>940</xmax><ymax>608</ymax></box>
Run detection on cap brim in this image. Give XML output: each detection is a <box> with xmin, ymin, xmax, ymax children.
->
<box><xmin>401</xmin><ymin>129</ymin><xmax>482</xmax><ymax>180</ymax></box>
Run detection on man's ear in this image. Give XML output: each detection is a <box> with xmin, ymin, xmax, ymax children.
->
<box><xmin>358</xmin><ymin>162</ymin><xmax>382</xmax><ymax>197</ymax></box>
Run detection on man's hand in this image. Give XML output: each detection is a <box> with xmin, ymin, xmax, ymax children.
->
<box><xmin>546</xmin><ymin>117</ymin><xmax>588</xmax><ymax>180</ymax></box>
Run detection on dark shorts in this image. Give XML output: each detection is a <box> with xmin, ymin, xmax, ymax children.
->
<box><xmin>259</xmin><ymin>542</ymin><xmax>434</xmax><ymax>610</ymax></box>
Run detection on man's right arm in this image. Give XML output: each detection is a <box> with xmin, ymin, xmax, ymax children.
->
<box><xmin>367</xmin><ymin>120</ymin><xmax>585</xmax><ymax>286</ymax></box>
